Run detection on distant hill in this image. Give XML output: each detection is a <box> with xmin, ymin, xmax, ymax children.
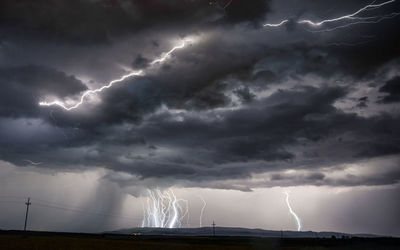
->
<box><xmin>109</xmin><ymin>227</ymin><xmax>380</xmax><ymax>238</ymax></box>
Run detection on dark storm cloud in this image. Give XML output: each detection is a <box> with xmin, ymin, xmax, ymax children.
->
<box><xmin>234</xmin><ymin>87</ymin><xmax>255</xmax><ymax>103</ymax></box>
<box><xmin>0</xmin><ymin>0</ymin><xmax>399</xmax><ymax>190</ymax></box>
<box><xmin>132</xmin><ymin>54</ymin><xmax>150</xmax><ymax>69</ymax></box>
<box><xmin>358</xmin><ymin>142</ymin><xmax>400</xmax><ymax>158</ymax></box>
<box><xmin>356</xmin><ymin>96</ymin><xmax>368</xmax><ymax>108</ymax></box>
<box><xmin>127</xmin><ymin>86</ymin><xmax>399</xmax><ymax>178</ymax></box>
<box><xmin>265</xmin><ymin>162</ymin><xmax>400</xmax><ymax>188</ymax></box>
<box><xmin>116</xmin><ymin>35</ymin><xmax>400</xmax><ymax>121</ymax></box>
<box><xmin>222</xmin><ymin>0</ymin><xmax>270</xmax><ymax>25</ymax></box>
<box><xmin>41</xmin><ymin>34</ymin><xmax>267</xmax><ymax>128</ymax></box>
<box><xmin>0</xmin><ymin>0</ymin><xmax>211</xmax><ymax>44</ymax></box>
<box><xmin>327</xmin><ymin>170</ymin><xmax>400</xmax><ymax>187</ymax></box>
<box><xmin>378</xmin><ymin>76</ymin><xmax>400</xmax><ymax>103</ymax></box>
<box><xmin>2</xmin><ymin>47</ymin><xmax>400</xmax><ymax>187</ymax></box>
<box><xmin>0</xmin><ymin>0</ymin><xmax>273</xmax><ymax>45</ymax></box>
<box><xmin>0</xmin><ymin>65</ymin><xmax>87</xmax><ymax>117</ymax></box>
<box><xmin>270</xmin><ymin>172</ymin><xmax>325</xmax><ymax>183</ymax></box>
<box><xmin>19</xmin><ymin>85</ymin><xmax>397</xmax><ymax>187</ymax></box>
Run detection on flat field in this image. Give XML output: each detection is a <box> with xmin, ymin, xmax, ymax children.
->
<box><xmin>0</xmin><ymin>231</ymin><xmax>398</xmax><ymax>250</ymax></box>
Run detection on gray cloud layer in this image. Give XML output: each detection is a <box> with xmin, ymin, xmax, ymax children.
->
<box><xmin>0</xmin><ymin>0</ymin><xmax>399</xmax><ymax>190</ymax></box>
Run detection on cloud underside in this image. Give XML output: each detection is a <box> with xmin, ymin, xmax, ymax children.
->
<box><xmin>0</xmin><ymin>0</ymin><xmax>400</xmax><ymax>190</ymax></box>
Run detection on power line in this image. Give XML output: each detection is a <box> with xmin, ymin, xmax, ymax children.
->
<box><xmin>212</xmin><ymin>220</ymin><xmax>216</xmax><ymax>237</ymax></box>
<box><xmin>0</xmin><ymin>200</ymin><xmax>26</xmax><ymax>204</ymax></box>
<box><xmin>32</xmin><ymin>202</ymin><xmax>143</xmax><ymax>222</ymax></box>
<box><xmin>0</xmin><ymin>197</ymin><xmax>142</xmax><ymax>223</ymax></box>
<box><xmin>0</xmin><ymin>197</ymin><xmax>202</xmax><ymax>229</ymax></box>
<box><xmin>0</xmin><ymin>195</ymin><xmax>141</xmax><ymax>220</ymax></box>
<box><xmin>0</xmin><ymin>198</ymin><xmax>201</xmax><ymax>223</ymax></box>
<box><xmin>24</xmin><ymin>198</ymin><xmax>31</xmax><ymax>231</ymax></box>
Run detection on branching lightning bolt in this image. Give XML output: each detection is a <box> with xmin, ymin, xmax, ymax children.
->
<box><xmin>263</xmin><ymin>0</ymin><xmax>399</xmax><ymax>30</ymax></box>
<box><xmin>149</xmin><ymin>42</ymin><xmax>187</xmax><ymax>65</ymax></box>
<box><xmin>298</xmin><ymin>0</ymin><xmax>396</xmax><ymax>26</ymax></box>
<box><xmin>141</xmin><ymin>188</ymin><xmax>189</xmax><ymax>228</ymax></box>
<box><xmin>263</xmin><ymin>20</ymin><xmax>289</xmax><ymax>27</ymax></box>
<box><xmin>198</xmin><ymin>195</ymin><xmax>206</xmax><ymax>228</ymax></box>
<box><xmin>39</xmin><ymin>40</ymin><xmax>190</xmax><ymax>111</ymax></box>
<box><xmin>307</xmin><ymin>12</ymin><xmax>400</xmax><ymax>32</ymax></box>
<box><xmin>182</xmin><ymin>199</ymin><xmax>190</xmax><ymax>227</ymax></box>
<box><xmin>39</xmin><ymin>70</ymin><xmax>143</xmax><ymax>110</ymax></box>
<box><xmin>284</xmin><ymin>191</ymin><xmax>302</xmax><ymax>231</ymax></box>
<box><xmin>38</xmin><ymin>2</ymin><xmax>398</xmax><ymax>111</ymax></box>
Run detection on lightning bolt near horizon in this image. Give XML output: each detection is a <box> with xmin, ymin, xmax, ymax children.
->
<box><xmin>284</xmin><ymin>191</ymin><xmax>302</xmax><ymax>232</ymax></box>
<box><xmin>141</xmin><ymin>189</ymin><xmax>189</xmax><ymax>228</ymax></box>
<box><xmin>39</xmin><ymin>40</ymin><xmax>191</xmax><ymax>111</ymax></box>
<box><xmin>198</xmin><ymin>195</ymin><xmax>206</xmax><ymax>228</ymax></box>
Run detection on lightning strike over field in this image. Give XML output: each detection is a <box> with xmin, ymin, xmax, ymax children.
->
<box><xmin>39</xmin><ymin>40</ymin><xmax>191</xmax><ymax>111</ymax></box>
<box><xmin>198</xmin><ymin>195</ymin><xmax>207</xmax><ymax>227</ymax></box>
<box><xmin>284</xmin><ymin>191</ymin><xmax>302</xmax><ymax>231</ymax></box>
<box><xmin>141</xmin><ymin>189</ymin><xmax>189</xmax><ymax>228</ymax></box>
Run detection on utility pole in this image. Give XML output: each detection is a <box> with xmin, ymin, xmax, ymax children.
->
<box><xmin>212</xmin><ymin>221</ymin><xmax>216</xmax><ymax>237</ymax></box>
<box><xmin>24</xmin><ymin>197</ymin><xmax>31</xmax><ymax>231</ymax></box>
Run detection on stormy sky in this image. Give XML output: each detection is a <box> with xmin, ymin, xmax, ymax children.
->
<box><xmin>0</xmin><ymin>0</ymin><xmax>399</xmax><ymax>236</ymax></box>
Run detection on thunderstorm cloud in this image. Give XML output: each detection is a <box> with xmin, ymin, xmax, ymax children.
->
<box><xmin>0</xmin><ymin>0</ymin><xmax>399</xmax><ymax>235</ymax></box>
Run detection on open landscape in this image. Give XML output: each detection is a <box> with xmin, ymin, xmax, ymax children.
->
<box><xmin>1</xmin><ymin>0</ymin><xmax>399</xmax><ymax>249</ymax></box>
<box><xmin>1</xmin><ymin>229</ymin><xmax>399</xmax><ymax>250</ymax></box>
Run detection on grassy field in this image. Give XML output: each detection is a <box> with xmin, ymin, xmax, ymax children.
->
<box><xmin>0</xmin><ymin>232</ymin><xmax>399</xmax><ymax>250</ymax></box>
